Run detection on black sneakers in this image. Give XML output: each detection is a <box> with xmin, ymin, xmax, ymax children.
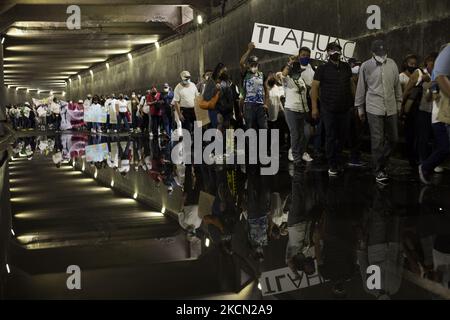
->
<box><xmin>375</xmin><ymin>171</ymin><xmax>389</xmax><ymax>184</ymax></box>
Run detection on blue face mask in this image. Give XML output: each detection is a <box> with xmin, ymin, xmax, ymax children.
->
<box><xmin>299</xmin><ymin>57</ymin><xmax>310</xmax><ymax>66</ymax></box>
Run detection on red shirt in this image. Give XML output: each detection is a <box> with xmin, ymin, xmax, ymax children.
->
<box><xmin>146</xmin><ymin>93</ymin><xmax>161</xmax><ymax>116</ymax></box>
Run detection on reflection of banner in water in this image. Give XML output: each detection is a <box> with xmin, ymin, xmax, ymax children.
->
<box><xmin>84</xmin><ymin>106</ymin><xmax>107</xmax><ymax>123</ymax></box>
<box><xmin>259</xmin><ymin>261</ymin><xmax>327</xmax><ymax>296</ymax></box>
<box><xmin>61</xmin><ymin>133</ymin><xmax>87</xmax><ymax>159</ymax></box>
<box><xmin>86</xmin><ymin>143</ymin><xmax>109</xmax><ymax>162</ymax></box>
<box><xmin>67</xmin><ymin>102</ymin><xmax>85</xmax><ymax>128</ymax></box>
<box><xmin>251</xmin><ymin>23</ymin><xmax>356</xmax><ymax>62</ymax></box>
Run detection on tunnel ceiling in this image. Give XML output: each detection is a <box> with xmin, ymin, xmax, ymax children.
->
<box><xmin>0</xmin><ymin>0</ymin><xmax>216</xmax><ymax>92</ymax></box>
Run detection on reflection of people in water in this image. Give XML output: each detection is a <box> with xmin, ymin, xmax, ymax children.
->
<box><xmin>286</xmin><ymin>170</ymin><xmax>323</xmax><ymax>279</ymax></box>
<box><xmin>315</xmin><ymin>172</ymin><xmax>365</xmax><ymax>298</ymax></box>
<box><xmin>357</xmin><ymin>184</ymin><xmax>404</xmax><ymax>299</ymax></box>
<box><xmin>245</xmin><ymin>167</ymin><xmax>271</xmax><ymax>261</ymax></box>
<box><xmin>410</xmin><ymin>186</ymin><xmax>450</xmax><ymax>291</ymax></box>
<box><xmin>118</xmin><ymin>139</ymin><xmax>131</xmax><ymax>176</ymax></box>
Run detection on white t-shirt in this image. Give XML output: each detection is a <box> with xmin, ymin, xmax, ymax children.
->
<box><xmin>117</xmin><ymin>99</ymin><xmax>128</xmax><ymax>113</ymax></box>
<box><xmin>399</xmin><ymin>72</ymin><xmax>410</xmax><ymax>89</ymax></box>
<box><xmin>283</xmin><ymin>76</ymin><xmax>308</xmax><ymax>112</ymax></box>
<box><xmin>268</xmin><ymin>85</ymin><xmax>284</xmax><ymax>122</ymax></box>
<box><xmin>50</xmin><ymin>102</ymin><xmax>60</xmax><ymax>114</ymax></box>
<box><xmin>300</xmin><ymin>64</ymin><xmax>315</xmax><ymax>87</ymax></box>
<box><xmin>23</xmin><ymin>106</ymin><xmax>31</xmax><ymax>118</ymax></box>
<box><xmin>173</xmin><ymin>82</ymin><xmax>199</xmax><ymax>109</ymax></box>
<box><xmin>105</xmin><ymin>98</ymin><xmax>116</xmax><ymax>114</ymax></box>
<box><xmin>37</xmin><ymin>106</ymin><xmax>47</xmax><ymax>117</ymax></box>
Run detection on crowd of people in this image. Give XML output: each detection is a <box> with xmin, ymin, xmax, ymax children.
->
<box><xmin>5</xmin><ymin>39</ymin><xmax>450</xmax><ymax>185</ymax></box>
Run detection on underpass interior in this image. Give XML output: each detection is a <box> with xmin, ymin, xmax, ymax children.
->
<box><xmin>1</xmin><ymin>0</ymin><xmax>450</xmax><ymax>301</ymax></box>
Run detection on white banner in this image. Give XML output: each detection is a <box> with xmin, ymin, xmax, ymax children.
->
<box><xmin>84</xmin><ymin>105</ymin><xmax>107</xmax><ymax>123</ymax></box>
<box><xmin>86</xmin><ymin>143</ymin><xmax>109</xmax><ymax>162</ymax></box>
<box><xmin>251</xmin><ymin>23</ymin><xmax>356</xmax><ymax>62</ymax></box>
<box><xmin>259</xmin><ymin>262</ymin><xmax>326</xmax><ymax>296</ymax></box>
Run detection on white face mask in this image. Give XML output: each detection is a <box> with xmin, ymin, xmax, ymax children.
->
<box><xmin>163</xmin><ymin>88</ymin><xmax>169</xmax><ymax>93</ymax></box>
<box><xmin>352</xmin><ymin>66</ymin><xmax>360</xmax><ymax>75</ymax></box>
<box><xmin>182</xmin><ymin>79</ymin><xmax>191</xmax><ymax>85</ymax></box>
<box><xmin>374</xmin><ymin>55</ymin><xmax>387</xmax><ymax>64</ymax></box>
<box><xmin>250</xmin><ymin>67</ymin><xmax>258</xmax><ymax>73</ymax></box>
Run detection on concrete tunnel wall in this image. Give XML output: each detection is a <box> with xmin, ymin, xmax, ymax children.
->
<box><xmin>64</xmin><ymin>0</ymin><xmax>450</xmax><ymax>100</ymax></box>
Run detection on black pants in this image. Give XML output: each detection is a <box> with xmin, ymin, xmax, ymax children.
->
<box><xmin>322</xmin><ymin>109</ymin><xmax>350</xmax><ymax>169</ymax></box>
<box><xmin>348</xmin><ymin>108</ymin><xmax>365</xmax><ymax>162</ymax></box>
<box><xmin>416</xmin><ymin>110</ymin><xmax>433</xmax><ymax>163</ymax></box>
<box><xmin>181</xmin><ymin>108</ymin><xmax>196</xmax><ymax>134</ymax></box>
<box><xmin>404</xmin><ymin>108</ymin><xmax>419</xmax><ymax>166</ymax></box>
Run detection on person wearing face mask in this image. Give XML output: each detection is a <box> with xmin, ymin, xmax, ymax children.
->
<box><xmin>90</xmin><ymin>95</ymin><xmax>103</xmax><ymax>134</ymax></box>
<box><xmin>130</xmin><ymin>92</ymin><xmax>141</xmax><ymax>133</ymax></box>
<box><xmin>173</xmin><ymin>70</ymin><xmax>200</xmax><ymax>135</ymax></box>
<box><xmin>281</xmin><ymin>59</ymin><xmax>310</xmax><ymax>167</ymax></box>
<box><xmin>115</xmin><ymin>94</ymin><xmax>130</xmax><ymax>133</ymax></box>
<box><xmin>139</xmin><ymin>90</ymin><xmax>151</xmax><ymax>134</ymax></box>
<box><xmin>400</xmin><ymin>54</ymin><xmax>422</xmax><ymax>168</ymax></box>
<box><xmin>311</xmin><ymin>42</ymin><xmax>353</xmax><ymax>177</ymax></box>
<box><xmin>285</xmin><ymin>47</ymin><xmax>317</xmax><ymax>163</ymax></box>
<box><xmin>355</xmin><ymin>40</ymin><xmax>402</xmax><ymax>184</ymax></box>
<box><xmin>400</xmin><ymin>54</ymin><xmax>419</xmax><ymax>93</ymax></box>
<box><xmin>160</xmin><ymin>83</ymin><xmax>174</xmax><ymax>137</ymax></box>
<box><xmin>239</xmin><ymin>42</ymin><xmax>269</xmax><ymax>131</ymax></box>
<box><xmin>197</xmin><ymin>70</ymin><xmax>213</xmax><ymax>95</ymax></box>
<box><xmin>149</xmin><ymin>87</ymin><xmax>162</xmax><ymax>137</ymax></box>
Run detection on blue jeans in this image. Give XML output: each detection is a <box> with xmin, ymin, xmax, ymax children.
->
<box><xmin>285</xmin><ymin>109</ymin><xmax>306</xmax><ymax>163</ymax></box>
<box><xmin>421</xmin><ymin>123</ymin><xmax>450</xmax><ymax>173</ymax></box>
<box><xmin>243</xmin><ymin>103</ymin><xmax>267</xmax><ymax>130</ymax></box>
<box><xmin>117</xmin><ymin>112</ymin><xmax>130</xmax><ymax>131</ymax></box>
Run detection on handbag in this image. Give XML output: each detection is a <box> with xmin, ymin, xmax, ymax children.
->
<box><xmin>404</xmin><ymin>69</ymin><xmax>424</xmax><ymax>114</ymax></box>
<box><xmin>198</xmin><ymin>91</ymin><xmax>220</xmax><ymax>110</ymax></box>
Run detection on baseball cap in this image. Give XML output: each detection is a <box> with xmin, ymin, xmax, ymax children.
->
<box><xmin>180</xmin><ymin>71</ymin><xmax>191</xmax><ymax>80</ymax></box>
<box><xmin>163</xmin><ymin>83</ymin><xmax>170</xmax><ymax>88</ymax></box>
<box><xmin>371</xmin><ymin>40</ymin><xmax>387</xmax><ymax>56</ymax></box>
<box><xmin>326</xmin><ymin>42</ymin><xmax>342</xmax><ymax>52</ymax></box>
<box><xmin>248</xmin><ymin>55</ymin><xmax>259</xmax><ymax>65</ymax></box>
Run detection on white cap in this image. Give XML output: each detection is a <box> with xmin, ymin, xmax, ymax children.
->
<box><xmin>180</xmin><ymin>70</ymin><xmax>191</xmax><ymax>80</ymax></box>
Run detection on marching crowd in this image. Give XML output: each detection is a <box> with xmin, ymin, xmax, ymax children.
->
<box><xmin>5</xmin><ymin>39</ymin><xmax>450</xmax><ymax>185</ymax></box>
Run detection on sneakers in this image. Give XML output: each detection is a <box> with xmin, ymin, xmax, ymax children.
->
<box><xmin>302</xmin><ymin>152</ymin><xmax>314</xmax><ymax>162</ymax></box>
<box><xmin>91</xmin><ymin>128</ymin><xmax>96</xmax><ymax>133</ymax></box>
<box><xmin>97</xmin><ymin>129</ymin><xmax>102</xmax><ymax>133</ymax></box>
<box><xmin>434</xmin><ymin>166</ymin><xmax>444</xmax><ymax>173</ymax></box>
<box><xmin>113</xmin><ymin>129</ymin><xmax>118</xmax><ymax>133</ymax></box>
<box><xmin>376</xmin><ymin>171</ymin><xmax>390</xmax><ymax>184</ymax></box>
<box><xmin>418</xmin><ymin>165</ymin><xmax>431</xmax><ymax>185</ymax></box>
<box><xmin>328</xmin><ymin>168</ymin><xmax>340</xmax><ymax>177</ymax></box>
<box><xmin>288</xmin><ymin>148</ymin><xmax>294</xmax><ymax>162</ymax></box>
<box><xmin>348</xmin><ymin>159</ymin><xmax>366</xmax><ymax>167</ymax></box>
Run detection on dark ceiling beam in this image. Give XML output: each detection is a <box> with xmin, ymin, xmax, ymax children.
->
<box><xmin>0</xmin><ymin>4</ymin><xmax>186</xmax><ymax>33</ymax></box>
<box><xmin>0</xmin><ymin>0</ymin><xmax>212</xmax><ymax>16</ymax></box>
